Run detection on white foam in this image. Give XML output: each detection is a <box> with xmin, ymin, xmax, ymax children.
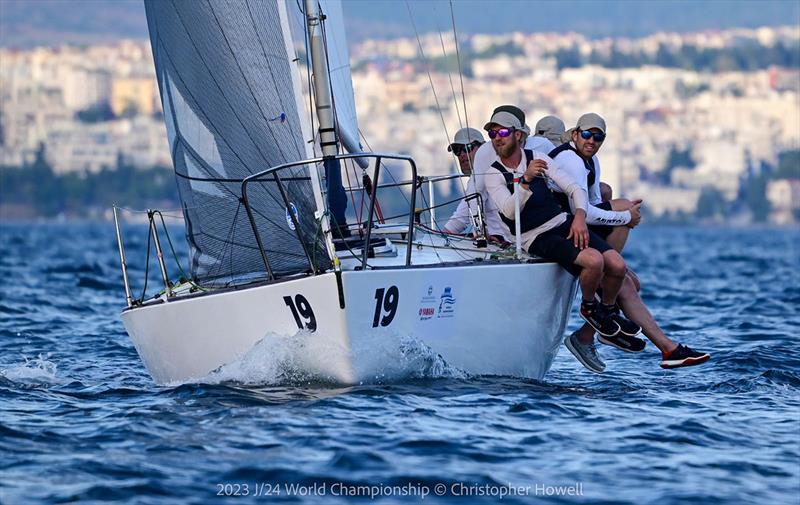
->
<box><xmin>196</xmin><ymin>329</ymin><xmax>468</xmax><ymax>386</ymax></box>
<box><xmin>0</xmin><ymin>354</ymin><xmax>63</xmax><ymax>385</ymax></box>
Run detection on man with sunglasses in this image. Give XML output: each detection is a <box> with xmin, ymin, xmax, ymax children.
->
<box><xmin>473</xmin><ymin>106</ymin><xmax>638</xmax><ymax>372</ymax></box>
<box><xmin>551</xmin><ymin>113</ymin><xmax>710</xmax><ymax>370</ymax></box>
<box><xmin>443</xmin><ymin>128</ymin><xmax>510</xmax><ymax>243</ymax></box>
<box><xmin>550</xmin><ymin>113</ymin><xmax>641</xmax><ymax>253</ymax></box>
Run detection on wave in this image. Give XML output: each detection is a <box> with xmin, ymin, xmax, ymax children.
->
<box><xmin>194</xmin><ymin>330</ymin><xmax>469</xmax><ymax>387</ymax></box>
<box><xmin>0</xmin><ymin>354</ymin><xmax>64</xmax><ymax>386</ymax></box>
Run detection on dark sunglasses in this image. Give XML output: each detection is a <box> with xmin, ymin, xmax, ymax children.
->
<box><xmin>579</xmin><ymin>130</ymin><xmax>606</xmax><ymax>142</ymax></box>
<box><xmin>449</xmin><ymin>141</ymin><xmax>482</xmax><ymax>156</ymax></box>
<box><xmin>488</xmin><ymin>127</ymin><xmax>515</xmax><ymax>139</ymax></box>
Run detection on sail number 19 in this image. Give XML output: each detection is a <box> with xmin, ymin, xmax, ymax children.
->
<box><xmin>372</xmin><ymin>286</ymin><xmax>399</xmax><ymax>327</ymax></box>
<box><xmin>283</xmin><ymin>294</ymin><xmax>316</xmax><ymax>331</ymax></box>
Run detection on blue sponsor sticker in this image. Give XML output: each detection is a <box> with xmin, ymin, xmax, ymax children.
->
<box><xmin>285</xmin><ymin>203</ymin><xmax>299</xmax><ymax>230</ymax></box>
<box><xmin>437</xmin><ymin>287</ymin><xmax>456</xmax><ymax>318</ymax></box>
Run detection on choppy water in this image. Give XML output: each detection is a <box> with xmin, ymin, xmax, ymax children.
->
<box><xmin>1</xmin><ymin>222</ymin><xmax>798</xmax><ymax>504</ymax></box>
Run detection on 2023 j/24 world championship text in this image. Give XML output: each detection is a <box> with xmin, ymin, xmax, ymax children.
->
<box><xmin>215</xmin><ymin>481</ymin><xmax>584</xmax><ymax>499</ymax></box>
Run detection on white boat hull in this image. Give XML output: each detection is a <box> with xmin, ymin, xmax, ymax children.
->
<box><xmin>122</xmin><ymin>261</ymin><xmax>577</xmax><ymax>385</ymax></box>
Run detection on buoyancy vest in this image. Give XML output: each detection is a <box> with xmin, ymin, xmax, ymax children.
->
<box><xmin>490</xmin><ymin>149</ymin><xmax>563</xmax><ymax>234</ymax></box>
<box><xmin>549</xmin><ymin>143</ymin><xmax>595</xmax><ymax>212</ymax></box>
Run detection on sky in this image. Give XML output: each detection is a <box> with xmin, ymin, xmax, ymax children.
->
<box><xmin>1</xmin><ymin>0</ymin><xmax>798</xmax><ymax>48</ymax></box>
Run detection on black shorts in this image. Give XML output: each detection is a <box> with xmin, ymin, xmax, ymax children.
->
<box><xmin>588</xmin><ymin>201</ymin><xmax>614</xmax><ymax>239</ymax></box>
<box><xmin>529</xmin><ymin>215</ymin><xmax>613</xmax><ymax>277</ymax></box>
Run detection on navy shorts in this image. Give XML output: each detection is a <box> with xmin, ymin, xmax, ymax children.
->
<box><xmin>588</xmin><ymin>201</ymin><xmax>614</xmax><ymax>239</ymax></box>
<box><xmin>530</xmin><ymin>215</ymin><xmax>613</xmax><ymax>277</ymax></box>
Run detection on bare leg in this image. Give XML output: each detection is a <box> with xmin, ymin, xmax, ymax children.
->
<box><xmin>573</xmin><ymin>249</ymin><xmax>604</xmax><ymax>344</ymax></box>
<box><xmin>627</xmin><ymin>268</ymin><xmax>641</xmax><ymax>292</ymax></box>
<box><xmin>574</xmin><ymin>248</ymin><xmax>604</xmax><ymax>302</ymax></box>
<box><xmin>599</xmin><ymin>250</ymin><xmax>626</xmax><ymax>305</ymax></box>
<box><xmin>575</xmin><ymin>322</ymin><xmax>595</xmax><ymax>345</ymax></box>
<box><xmin>600</xmin><ymin>182</ymin><xmax>613</xmax><ymax>202</ymax></box>
<box><xmin>605</xmin><ymin>198</ymin><xmax>634</xmax><ymax>252</ymax></box>
<box><xmin>604</xmin><ymin>226</ymin><xmax>630</xmax><ymax>253</ymax></box>
<box><xmin>617</xmin><ymin>273</ymin><xmax>678</xmax><ymax>355</ymax></box>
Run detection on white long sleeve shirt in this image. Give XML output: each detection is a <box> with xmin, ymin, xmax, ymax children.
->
<box><xmin>549</xmin><ymin>143</ymin><xmax>631</xmax><ymax>226</ymax></box>
<box><xmin>525</xmin><ymin>135</ymin><xmax>556</xmax><ymax>154</ymax></box>
<box><xmin>443</xmin><ymin>175</ymin><xmax>512</xmax><ymax>241</ymax></box>
<box><xmin>473</xmin><ymin>143</ymin><xmax>588</xmax><ymax>251</ymax></box>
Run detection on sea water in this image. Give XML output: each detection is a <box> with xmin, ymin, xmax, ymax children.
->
<box><xmin>1</xmin><ymin>222</ymin><xmax>798</xmax><ymax>504</ymax></box>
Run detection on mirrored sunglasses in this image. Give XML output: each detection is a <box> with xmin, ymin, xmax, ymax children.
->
<box><xmin>488</xmin><ymin>128</ymin><xmax>515</xmax><ymax>139</ymax></box>
<box><xmin>579</xmin><ymin>130</ymin><xmax>606</xmax><ymax>142</ymax></box>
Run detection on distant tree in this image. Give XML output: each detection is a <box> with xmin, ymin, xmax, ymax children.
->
<box><xmin>27</xmin><ymin>143</ymin><xmax>61</xmax><ymax>216</ymax></box>
<box><xmin>0</xmin><ymin>147</ymin><xmax>179</xmax><ymax>218</ymax></box>
<box><xmin>742</xmin><ymin>172</ymin><xmax>771</xmax><ymax>222</ymax></box>
<box><xmin>666</xmin><ymin>146</ymin><xmax>695</xmax><ymax>169</ymax></box>
<box><xmin>472</xmin><ymin>43</ymin><xmax>524</xmax><ymax>59</ymax></box>
<box><xmin>696</xmin><ymin>186</ymin><xmax>727</xmax><ymax>219</ymax></box>
<box><xmin>553</xmin><ymin>47</ymin><xmax>583</xmax><ymax>70</ymax></box>
<box><xmin>121</xmin><ymin>102</ymin><xmax>140</xmax><ymax>118</ymax></box>
<box><xmin>75</xmin><ymin>102</ymin><xmax>115</xmax><ymax>123</ymax></box>
<box><xmin>774</xmin><ymin>150</ymin><xmax>800</xmax><ymax>179</ymax></box>
<box><xmin>655</xmin><ymin>146</ymin><xmax>695</xmax><ymax>184</ymax></box>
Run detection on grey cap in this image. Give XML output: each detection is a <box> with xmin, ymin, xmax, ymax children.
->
<box><xmin>575</xmin><ymin>112</ymin><xmax>606</xmax><ymax>134</ymax></box>
<box><xmin>485</xmin><ymin>105</ymin><xmax>529</xmax><ymax>135</ymax></box>
<box><xmin>534</xmin><ymin>115</ymin><xmax>566</xmax><ymax>144</ymax></box>
<box><xmin>450</xmin><ymin>127</ymin><xmax>484</xmax><ymax>147</ymax></box>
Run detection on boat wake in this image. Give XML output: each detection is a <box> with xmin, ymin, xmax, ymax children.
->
<box><xmin>0</xmin><ymin>354</ymin><xmax>63</xmax><ymax>386</ymax></box>
<box><xmin>196</xmin><ymin>329</ymin><xmax>469</xmax><ymax>386</ymax></box>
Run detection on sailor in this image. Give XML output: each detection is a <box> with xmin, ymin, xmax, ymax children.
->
<box><xmin>473</xmin><ymin>105</ymin><xmax>637</xmax><ymax>372</ymax></box>
<box><xmin>548</xmin><ymin>113</ymin><xmax>641</xmax><ymax>252</ymax></box>
<box><xmin>551</xmin><ymin>115</ymin><xmax>709</xmax><ymax>370</ymax></box>
<box><xmin>525</xmin><ymin>115</ymin><xmax>566</xmax><ymax>154</ymax></box>
<box><xmin>443</xmin><ymin>127</ymin><xmax>511</xmax><ymax>244</ymax></box>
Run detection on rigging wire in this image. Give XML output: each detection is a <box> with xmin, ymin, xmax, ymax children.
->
<box><xmin>139</xmin><ymin>224</ymin><xmax>152</xmax><ymax>303</ymax></box>
<box><xmin>431</xmin><ymin>2</ymin><xmax>470</xmax><ymax>199</ymax></box>
<box><xmin>432</xmin><ymin>2</ymin><xmax>463</xmax><ymax>129</ymax></box>
<box><xmin>404</xmin><ymin>0</ymin><xmax>452</xmax><ymax>152</ymax></box>
<box><xmin>449</xmin><ymin>0</ymin><xmax>470</xmax><ymax>134</ymax></box>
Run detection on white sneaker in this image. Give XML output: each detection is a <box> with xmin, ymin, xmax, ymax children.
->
<box><xmin>564</xmin><ymin>331</ymin><xmax>605</xmax><ymax>373</ymax></box>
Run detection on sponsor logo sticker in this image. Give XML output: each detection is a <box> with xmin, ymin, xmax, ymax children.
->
<box><xmin>418</xmin><ymin>284</ymin><xmax>437</xmax><ymax>321</ymax></box>
<box><xmin>285</xmin><ymin>203</ymin><xmax>299</xmax><ymax>230</ymax></box>
<box><xmin>437</xmin><ymin>287</ymin><xmax>456</xmax><ymax>318</ymax></box>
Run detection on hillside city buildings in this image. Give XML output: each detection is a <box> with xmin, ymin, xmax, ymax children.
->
<box><xmin>1</xmin><ymin>26</ymin><xmax>798</xmax><ymax>222</ymax></box>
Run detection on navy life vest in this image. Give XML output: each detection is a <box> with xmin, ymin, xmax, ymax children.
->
<box><xmin>549</xmin><ymin>143</ymin><xmax>595</xmax><ymax>213</ymax></box>
<box><xmin>491</xmin><ymin>149</ymin><xmax>563</xmax><ymax>234</ymax></box>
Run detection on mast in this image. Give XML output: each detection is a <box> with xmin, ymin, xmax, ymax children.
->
<box><xmin>305</xmin><ymin>0</ymin><xmax>349</xmax><ymax>238</ymax></box>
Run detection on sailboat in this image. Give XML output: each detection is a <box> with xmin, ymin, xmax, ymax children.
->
<box><xmin>116</xmin><ymin>0</ymin><xmax>577</xmax><ymax>385</ymax></box>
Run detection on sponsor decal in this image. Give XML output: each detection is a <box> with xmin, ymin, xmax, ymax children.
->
<box><xmin>418</xmin><ymin>285</ymin><xmax>437</xmax><ymax>321</ymax></box>
<box><xmin>437</xmin><ymin>287</ymin><xmax>456</xmax><ymax>318</ymax></box>
<box><xmin>285</xmin><ymin>203</ymin><xmax>299</xmax><ymax>230</ymax></box>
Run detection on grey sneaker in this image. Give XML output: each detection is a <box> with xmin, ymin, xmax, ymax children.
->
<box><xmin>564</xmin><ymin>331</ymin><xmax>605</xmax><ymax>373</ymax></box>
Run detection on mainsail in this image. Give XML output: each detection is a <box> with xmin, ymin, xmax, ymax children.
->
<box><xmin>145</xmin><ymin>0</ymin><xmax>360</xmax><ymax>286</ymax></box>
